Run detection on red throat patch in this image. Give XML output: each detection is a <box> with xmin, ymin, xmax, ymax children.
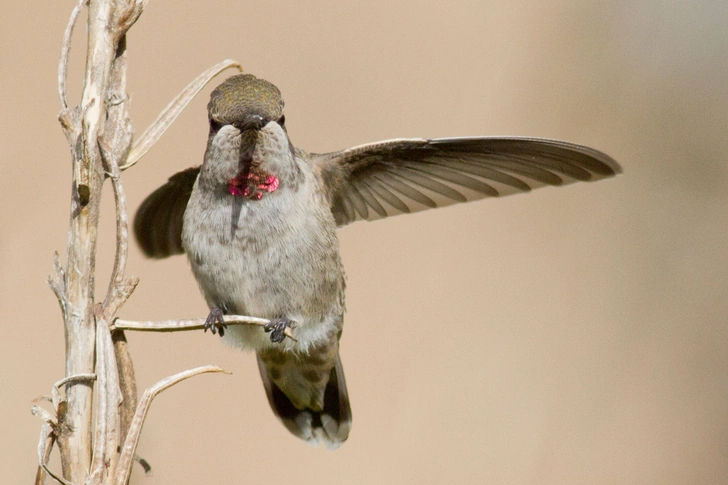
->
<box><xmin>228</xmin><ymin>170</ymin><xmax>280</xmax><ymax>200</ymax></box>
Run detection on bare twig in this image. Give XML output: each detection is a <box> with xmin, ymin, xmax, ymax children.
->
<box><xmin>120</xmin><ymin>59</ymin><xmax>243</xmax><ymax>170</ymax></box>
<box><xmin>96</xmin><ymin>23</ymin><xmax>144</xmax><ymax>463</ymax></box>
<box><xmin>88</xmin><ymin>316</ymin><xmax>121</xmax><ymax>485</ymax></box>
<box><xmin>114</xmin><ymin>315</ymin><xmax>298</xmax><ymax>342</ymax></box>
<box><xmin>112</xmin><ymin>330</ymin><xmax>138</xmax><ymax>446</ymax></box>
<box><xmin>58</xmin><ymin>106</ymin><xmax>82</xmax><ymax>149</ymax></box>
<box><xmin>99</xmin><ymin>24</ymin><xmax>134</xmax><ymax>314</ymax></box>
<box><xmin>30</xmin><ymin>405</ymin><xmax>58</xmax><ymax>440</ymax></box>
<box><xmin>110</xmin><ymin>0</ymin><xmax>147</xmax><ymax>39</ymax></box>
<box><xmin>58</xmin><ymin>0</ymin><xmax>86</xmax><ymax>109</ymax></box>
<box><xmin>41</xmin><ymin>465</ymin><xmax>72</xmax><ymax>485</ymax></box>
<box><xmin>100</xmin><ymin>139</ymin><xmax>140</xmax><ymax>318</ymax></box>
<box><xmin>51</xmin><ymin>373</ymin><xmax>97</xmax><ymax>408</ymax></box>
<box><xmin>113</xmin><ymin>366</ymin><xmax>228</xmax><ymax>485</ymax></box>
<box><xmin>99</xmin><ymin>14</ymin><xmax>137</xmax><ymax>321</ymax></box>
<box><xmin>100</xmin><ymin>101</ymin><xmax>132</xmax><ymax>314</ymax></box>
<box><xmin>100</xmin><ymin>163</ymin><xmax>130</xmax><ymax>302</ymax></box>
<box><xmin>35</xmin><ymin>423</ymin><xmax>56</xmax><ymax>485</ymax></box>
<box><xmin>35</xmin><ymin>423</ymin><xmax>71</xmax><ymax>485</ymax></box>
<box><xmin>47</xmin><ymin>252</ymin><xmax>69</xmax><ymax>320</ymax></box>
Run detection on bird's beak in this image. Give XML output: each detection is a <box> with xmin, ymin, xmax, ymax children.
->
<box><xmin>236</xmin><ymin>114</ymin><xmax>267</xmax><ymax>132</ymax></box>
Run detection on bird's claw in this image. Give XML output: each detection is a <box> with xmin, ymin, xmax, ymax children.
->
<box><xmin>264</xmin><ymin>317</ymin><xmax>294</xmax><ymax>343</ymax></box>
<box><xmin>204</xmin><ymin>307</ymin><xmax>227</xmax><ymax>337</ymax></box>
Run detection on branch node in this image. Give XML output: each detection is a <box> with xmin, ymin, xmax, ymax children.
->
<box><xmin>48</xmin><ymin>252</ymin><xmax>70</xmax><ymax>316</ymax></box>
<box><xmin>31</xmin><ymin>405</ymin><xmax>59</xmax><ymax>429</ymax></box>
<box><xmin>58</xmin><ymin>107</ymin><xmax>82</xmax><ymax>148</ymax></box>
<box><xmin>111</xmin><ymin>0</ymin><xmax>148</xmax><ymax>40</ymax></box>
<box><xmin>52</xmin><ymin>374</ymin><xmax>97</xmax><ymax>411</ymax></box>
<box><xmin>106</xmin><ymin>91</ymin><xmax>127</xmax><ymax>107</ymax></box>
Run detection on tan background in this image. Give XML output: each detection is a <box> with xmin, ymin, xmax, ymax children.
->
<box><xmin>2</xmin><ymin>1</ymin><xmax>727</xmax><ymax>484</ymax></box>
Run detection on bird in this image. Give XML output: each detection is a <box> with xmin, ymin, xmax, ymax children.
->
<box><xmin>133</xmin><ymin>73</ymin><xmax>621</xmax><ymax>449</ymax></box>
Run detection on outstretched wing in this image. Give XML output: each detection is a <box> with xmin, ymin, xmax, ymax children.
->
<box><xmin>314</xmin><ymin>137</ymin><xmax>621</xmax><ymax>226</ymax></box>
<box><xmin>133</xmin><ymin>166</ymin><xmax>200</xmax><ymax>258</ymax></box>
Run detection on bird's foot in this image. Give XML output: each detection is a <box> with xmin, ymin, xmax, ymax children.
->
<box><xmin>264</xmin><ymin>317</ymin><xmax>295</xmax><ymax>343</ymax></box>
<box><xmin>204</xmin><ymin>307</ymin><xmax>227</xmax><ymax>337</ymax></box>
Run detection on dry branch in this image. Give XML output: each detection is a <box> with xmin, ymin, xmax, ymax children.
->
<box><xmin>42</xmin><ymin>2</ymin><xmax>249</xmax><ymax>483</ymax></box>
<box><xmin>35</xmin><ymin>423</ymin><xmax>57</xmax><ymax>485</ymax></box>
<box><xmin>58</xmin><ymin>0</ymin><xmax>85</xmax><ymax>110</ymax></box>
<box><xmin>114</xmin><ymin>366</ymin><xmax>228</xmax><ymax>485</ymax></box>
<box><xmin>113</xmin><ymin>315</ymin><xmax>298</xmax><ymax>342</ymax></box>
<box><xmin>88</xmin><ymin>316</ymin><xmax>121</xmax><ymax>484</ymax></box>
<box><xmin>35</xmin><ymin>424</ymin><xmax>68</xmax><ymax>485</ymax></box>
<box><xmin>54</xmin><ymin>0</ymin><xmax>120</xmax><ymax>478</ymax></box>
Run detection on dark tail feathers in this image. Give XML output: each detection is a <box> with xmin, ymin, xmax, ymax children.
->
<box><xmin>257</xmin><ymin>353</ymin><xmax>352</xmax><ymax>449</ymax></box>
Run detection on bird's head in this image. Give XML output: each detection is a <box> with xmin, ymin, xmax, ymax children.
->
<box><xmin>202</xmin><ymin>74</ymin><xmax>293</xmax><ymax>199</ymax></box>
<box><xmin>207</xmin><ymin>73</ymin><xmax>285</xmax><ymax>133</ymax></box>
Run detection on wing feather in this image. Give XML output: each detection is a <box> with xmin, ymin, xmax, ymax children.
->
<box><xmin>315</xmin><ymin>137</ymin><xmax>621</xmax><ymax>226</ymax></box>
<box><xmin>133</xmin><ymin>166</ymin><xmax>200</xmax><ymax>258</ymax></box>
<box><xmin>375</xmin><ymin>173</ymin><xmax>438</xmax><ymax>208</ymax></box>
<box><xmin>346</xmin><ymin>184</ymin><xmax>370</xmax><ymax>220</ymax></box>
<box><xmin>404</xmin><ymin>162</ymin><xmax>503</xmax><ymax>196</ymax></box>
<box><xmin>364</xmin><ymin>178</ymin><xmax>411</xmax><ymax>214</ymax></box>
<box><xmin>354</xmin><ymin>182</ymin><xmax>388</xmax><ymax>218</ymax></box>
<box><xmin>396</xmin><ymin>166</ymin><xmax>469</xmax><ymax>202</ymax></box>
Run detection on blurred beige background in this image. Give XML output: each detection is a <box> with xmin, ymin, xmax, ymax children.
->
<box><xmin>2</xmin><ymin>1</ymin><xmax>727</xmax><ymax>484</ymax></box>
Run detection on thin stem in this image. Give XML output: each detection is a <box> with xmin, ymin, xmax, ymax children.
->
<box><xmin>114</xmin><ymin>316</ymin><xmax>298</xmax><ymax>342</ymax></box>
<box><xmin>87</xmin><ymin>317</ymin><xmax>120</xmax><ymax>484</ymax></box>
<box><xmin>113</xmin><ymin>366</ymin><xmax>228</xmax><ymax>485</ymax></box>
<box><xmin>120</xmin><ymin>59</ymin><xmax>243</xmax><ymax>170</ymax></box>
<box><xmin>58</xmin><ymin>0</ymin><xmax>86</xmax><ymax>109</ymax></box>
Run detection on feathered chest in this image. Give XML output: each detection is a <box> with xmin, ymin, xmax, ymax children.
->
<box><xmin>180</xmin><ymin>173</ymin><xmax>345</xmax><ymax>324</ymax></box>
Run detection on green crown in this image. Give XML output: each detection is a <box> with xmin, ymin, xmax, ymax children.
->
<box><xmin>208</xmin><ymin>74</ymin><xmax>284</xmax><ymax>125</ymax></box>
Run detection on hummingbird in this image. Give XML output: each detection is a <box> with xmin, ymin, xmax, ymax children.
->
<box><xmin>134</xmin><ymin>73</ymin><xmax>621</xmax><ymax>449</ymax></box>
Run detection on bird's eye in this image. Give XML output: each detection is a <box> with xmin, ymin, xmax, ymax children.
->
<box><xmin>277</xmin><ymin>114</ymin><xmax>286</xmax><ymax>127</ymax></box>
<box><xmin>209</xmin><ymin>118</ymin><xmax>223</xmax><ymax>134</ymax></box>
